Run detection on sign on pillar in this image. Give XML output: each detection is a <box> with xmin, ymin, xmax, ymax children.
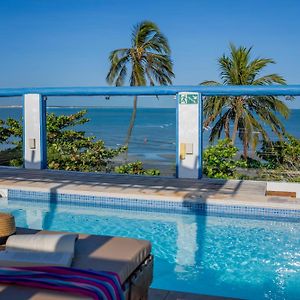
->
<box><xmin>177</xmin><ymin>92</ymin><xmax>202</xmax><ymax>179</ymax></box>
<box><xmin>23</xmin><ymin>94</ymin><xmax>47</xmax><ymax>169</ymax></box>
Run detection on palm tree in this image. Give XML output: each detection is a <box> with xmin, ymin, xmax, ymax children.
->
<box><xmin>201</xmin><ymin>44</ymin><xmax>290</xmax><ymax>158</ymax></box>
<box><xmin>106</xmin><ymin>21</ymin><xmax>174</xmax><ymax>149</ymax></box>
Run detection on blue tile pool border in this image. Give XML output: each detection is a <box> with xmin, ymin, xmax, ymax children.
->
<box><xmin>7</xmin><ymin>189</ymin><xmax>300</xmax><ymax>221</ymax></box>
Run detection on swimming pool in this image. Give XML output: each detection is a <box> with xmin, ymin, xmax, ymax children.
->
<box><xmin>0</xmin><ymin>196</ymin><xmax>299</xmax><ymax>300</ymax></box>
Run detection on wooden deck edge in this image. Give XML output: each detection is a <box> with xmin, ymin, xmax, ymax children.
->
<box><xmin>265</xmin><ymin>190</ymin><xmax>296</xmax><ymax>198</ymax></box>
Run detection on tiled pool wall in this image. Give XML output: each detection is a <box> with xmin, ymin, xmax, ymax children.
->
<box><xmin>7</xmin><ymin>189</ymin><xmax>300</xmax><ymax>221</ymax></box>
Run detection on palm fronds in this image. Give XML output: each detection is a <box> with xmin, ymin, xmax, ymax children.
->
<box><xmin>201</xmin><ymin>44</ymin><xmax>290</xmax><ymax>158</ymax></box>
<box><xmin>107</xmin><ymin>21</ymin><xmax>174</xmax><ymax>147</ymax></box>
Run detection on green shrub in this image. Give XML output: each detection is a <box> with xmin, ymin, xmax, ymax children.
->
<box><xmin>204</xmin><ymin>139</ymin><xmax>245</xmax><ymax>179</ymax></box>
<box><xmin>258</xmin><ymin>135</ymin><xmax>300</xmax><ymax>169</ymax></box>
<box><xmin>115</xmin><ymin>161</ymin><xmax>160</xmax><ymax>176</ymax></box>
<box><xmin>0</xmin><ymin>119</ymin><xmax>12</xmax><ymax>143</ymax></box>
<box><xmin>45</xmin><ymin>111</ymin><xmax>127</xmax><ymax>172</ymax></box>
<box><xmin>237</xmin><ymin>156</ymin><xmax>263</xmax><ymax>169</ymax></box>
<box><xmin>0</xmin><ymin>111</ymin><xmax>126</xmax><ymax>172</ymax></box>
<box><xmin>256</xmin><ymin>135</ymin><xmax>300</xmax><ymax>181</ymax></box>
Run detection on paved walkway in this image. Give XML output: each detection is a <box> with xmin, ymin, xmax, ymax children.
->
<box><xmin>0</xmin><ymin>168</ymin><xmax>299</xmax><ymax>210</ymax></box>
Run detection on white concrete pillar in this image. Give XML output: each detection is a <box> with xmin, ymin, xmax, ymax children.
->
<box><xmin>177</xmin><ymin>92</ymin><xmax>202</xmax><ymax>179</ymax></box>
<box><xmin>23</xmin><ymin>94</ymin><xmax>47</xmax><ymax>169</ymax></box>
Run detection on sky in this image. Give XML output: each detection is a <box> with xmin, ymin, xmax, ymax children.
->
<box><xmin>0</xmin><ymin>0</ymin><xmax>299</xmax><ymax>108</ymax></box>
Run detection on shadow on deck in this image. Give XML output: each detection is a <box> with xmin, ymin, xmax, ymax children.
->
<box><xmin>0</xmin><ymin>167</ymin><xmax>266</xmax><ymax>202</ymax></box>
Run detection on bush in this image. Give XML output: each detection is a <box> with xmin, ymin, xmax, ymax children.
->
<box><xmin>257</xmin><ymin>135</ymin><xmax>300</xmax><ymax>170</ymax></box>
<box><xmin>0</xmin><ymin>118</ymin><xmax>23</xmax><ymax>166</ymax></box>
<box><xmin>257</xmin><ymin>135</ymin><xmax>300</xmax><ymax>181</ymax></box>
<box><xmin>204</xmin><ymin>139</ymin><xmax>246</xmax><ymax>179</ymax></box>
<box><xmin>237</xmin><ymin>156</ymin><xmax>263</xmax><ymax>169</ymax></box>
<box><xmin>0</xmin><ymin>111</ymin><xmax>122</xmax><ymax>172</ymax></box>
<box><xmin>0</xmin><ymin>119</ymin><xmax>12</xmax><ymax>143</ymax></box>
<box><xmin>115</xmin><ymin>161</ymin><xmax>160</xmax><ymax>176</ymax></box>
<box><xmin>45</xmin><ymin>111</ymin><xmax>128</xmax><ymax>172</ymax></box>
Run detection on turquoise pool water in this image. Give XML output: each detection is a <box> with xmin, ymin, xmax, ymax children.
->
<box><xmin>0</xmin><ymin>198</ymin><xmax>299</xmax><ymax>300</ymax></box>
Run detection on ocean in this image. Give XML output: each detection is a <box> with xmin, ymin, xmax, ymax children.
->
<box><xmin>0</xmin><ymin>107</ymin><xmax>300</xmax><ymax>175</ymax></box>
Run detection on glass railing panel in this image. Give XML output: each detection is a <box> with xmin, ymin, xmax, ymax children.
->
<box><xmin>0</xmin><ymin>97</ymin><xmax>23</xmax><ymax>167</ymax></box>
<box><xmin>46</xmin><ymin>95</ymin><xmax>176</xmax><ymax>177</ymax></box>
<box><xmin>202</xmin><ymin>96</ymin><xmax>300</xmax><ymax>183</ymax></box>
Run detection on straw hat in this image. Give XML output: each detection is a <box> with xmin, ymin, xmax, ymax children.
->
<box><xmin>0</xmin><ymin>212</ymin><xmax>16</xmax><ymax>244</ymax></box>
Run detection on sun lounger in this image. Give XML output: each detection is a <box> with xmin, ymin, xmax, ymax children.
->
<box><xmin>0</xmin><ymin>228</ymin><xmax>153</xmax><ymax>300</ymax></box>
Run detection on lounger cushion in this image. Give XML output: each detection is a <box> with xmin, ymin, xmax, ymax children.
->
<box><xmin>10</xmin><ymin>229</ymin><xmax>151</xmax><ymax>284</ymax></box>
<box><xmin>71</xmin><ymin>233</ymin><xmax>151</xmax><ymax>284</ymax></box>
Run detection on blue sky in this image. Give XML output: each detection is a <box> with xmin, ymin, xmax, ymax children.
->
<box><xmin>0</xmin><ymin>0</ymin><xmax>299</xmax><ymax>107</ymax></box>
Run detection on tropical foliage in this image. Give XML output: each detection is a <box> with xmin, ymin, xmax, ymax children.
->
<box><xmin>258</xmin><ymin>135</ymin><xmax>300</xmax><ymax>170</ymax></box>
<box><xmin>201</xmin><ymin>44</ymin><xmax>290</xmax><ymax>158</ymax></box>
<box><xmin>203</xmin><ymin>136</ymin><xmax>300</xmax><ymax>181</ymax></box>
<box><xmin>115</xmin><ymin>161</ymin><xmax>160</xmax><ymax>176</ymax></box>
<box><xmin>0</xmin><ymin>120</ymin><xmax>12</xmax><ymax>143</ymax></box>
<box><xmin>106</xmin><ymin>20</ymin><xmax>174</xmax><ymax>147</ymax></box>
<box><xmin>203</xmin><ymin>139</ymin><xmax>246</xmax><ymax>179</ymax></box>
<box><xmin>254</xmin><ymin>136</ymin><xmax>300</xmax><ymax>182</ymax></box>
<box><xmin>46</xmin><ymin>111</ymin><xmax>128</xmax><ymax>172</ymax></box>
<box><xmin>0</xmin><ymin>118</ymin><xmax>23</xmax><ymax>165</ymax></box>
<box><xmin>0</xmin><ymin>111</ymin><xmax>126</xmax><ymax>171</ymax></box>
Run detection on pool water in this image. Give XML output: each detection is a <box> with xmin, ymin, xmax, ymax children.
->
<box><xmin>0</xmin><ymin>198</ymin><xmax>299</xmax><ymax>300</ymax></box>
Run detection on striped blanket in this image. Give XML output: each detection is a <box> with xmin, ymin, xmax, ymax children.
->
<box><xmin>0</xmin><ymin>266</ymin><xmax>125</xmax><ymax>300</ymax></box>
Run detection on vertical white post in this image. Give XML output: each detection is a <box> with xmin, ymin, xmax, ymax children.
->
<box><xmin>176</xmin><ymin>92</ymin><xmax>202</xmax><ymax>179</ymax></box>
<box><xmin>23</xmin><ymin>94</ymin><xmax>47</xmax><ymax>169</ymax></box>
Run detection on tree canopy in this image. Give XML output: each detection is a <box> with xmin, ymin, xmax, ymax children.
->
<box><xmin>107</xmin><ymin>21</ymin><xmax>174</xmax><ymax>146</ymax></box>
<box><xmin>201</xmin><ymin>44</ymin><xmax>290</xmax><ymax>158</ymax></box>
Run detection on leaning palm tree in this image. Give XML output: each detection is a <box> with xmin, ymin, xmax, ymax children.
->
<box><xmin>106</xmin><ymin>21</ymin><xmax>174</xmax><ymax>149</ymax></box>
<box><xmin>201</xmin><ymin>43</ymin><xmax>290</xmax><ymax>158</ymax></box>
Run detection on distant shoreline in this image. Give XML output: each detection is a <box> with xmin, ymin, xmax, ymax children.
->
<box><xmin>0</xmin><ymin>106</ymin><xmax>176</xmax><ymax>109</ymax></box>
<box><xmin>0</xmin><ymin>106</ymin><xmax>299</xmax><ymax>110</ymax></box>
<box><xmin>0</xmin><ymin>105</ymin><xmax>22</xmax><ymax>108</ymax></box>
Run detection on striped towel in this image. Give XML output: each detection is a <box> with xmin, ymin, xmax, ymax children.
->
<box><xmin>0</xmin><ymin>266</ymin><xmax>125</xmax><ymax>300</ymax></box>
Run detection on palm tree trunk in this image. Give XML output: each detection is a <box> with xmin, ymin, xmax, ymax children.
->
<box><xmin>231</xmin><ymin>114</ymin><xmax>239</xmax><ymax>144</ymax></box>
<box><xmin>243</xmin><ymin>135</ymin><xmax>248</xmax><ymax>159</ymax></box>
<box><xmin>125</xmin><ymin>95</ymin><xmax>138</xmax><ymax>147</ymax></box>
<box><xmin>225</xmin><ymin>115</ymin><xmax>230</xmax><ymax>139</ymax></box>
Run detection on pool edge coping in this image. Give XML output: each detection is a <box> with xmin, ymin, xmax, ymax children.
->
<box><xmin>3</xmin><ymin>185</ymin><xmax>300</xmax><ymax>216</ymax></box>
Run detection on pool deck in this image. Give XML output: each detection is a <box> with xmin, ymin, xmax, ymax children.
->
<box><xmin>0</xmin><ymin>167</ymin><xmax>299</xmax><ymax>210</ymax></box>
